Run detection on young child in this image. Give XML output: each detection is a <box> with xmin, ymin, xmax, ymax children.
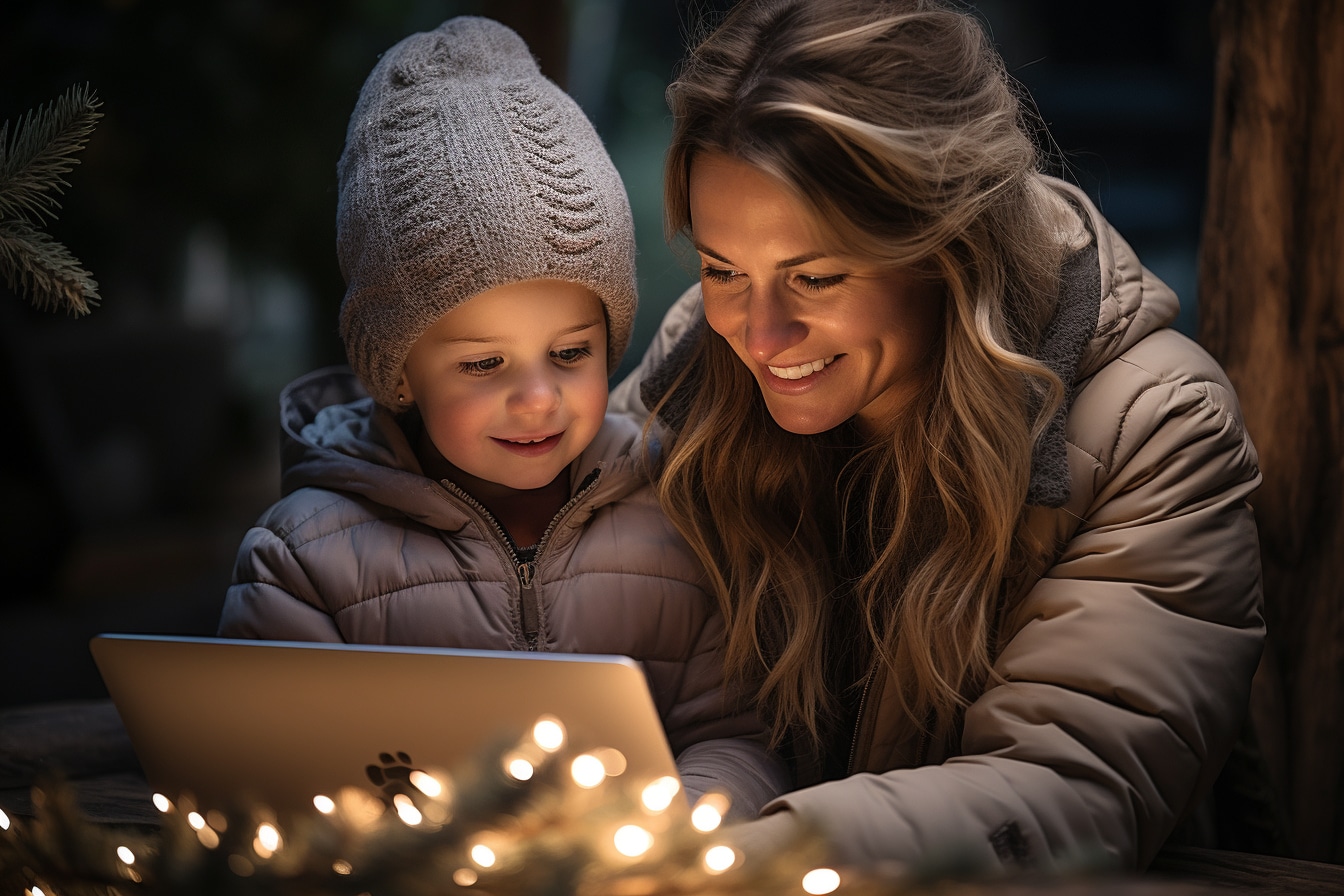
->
<box><xmin>218</xmin><ymin>16</ymin><xmax>787</xmax><ymax>815</ymax></box>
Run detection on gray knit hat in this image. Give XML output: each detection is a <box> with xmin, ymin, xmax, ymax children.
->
<box><xmin>336</xmin><ymin>16</ymin><xmax>638</xmax><ymax>409</ymax></box>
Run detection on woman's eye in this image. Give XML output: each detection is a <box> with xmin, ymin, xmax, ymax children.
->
<box><xmin>552</xmin><ymin>346</ymin><xmax>594</xmax><ymax>364</ymax></box>
<box><xmin>797</xmin><ymin>273</ymin><xmax>846</xmax><ymax>291</ymax></box>
<box><xmin>458</xmin><ymin>357</ymin><xmax>503</xmax><ymax>375</ymax></box>
<box><xmin>700</xmin><ymin>265</ymin><xmax>741</xmax><ymax>285</ymax></box>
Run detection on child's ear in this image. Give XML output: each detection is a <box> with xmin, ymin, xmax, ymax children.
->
<box><xmin>395</xmin><ymin>373</ymin><xmax>414</xmax><ymax>406</ymax></box>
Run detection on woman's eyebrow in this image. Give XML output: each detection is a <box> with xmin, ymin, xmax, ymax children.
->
<box><xmin>693</xmin><ymin>242</ymin><xmax>827</xmax><ymax>270</ymax></box>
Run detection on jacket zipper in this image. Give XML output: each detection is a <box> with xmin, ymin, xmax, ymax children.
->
<box><xmin>846</xmin><ymin>668</ymin><xmax>935</xmax><ymax>774</ymax></box>
<box><xmin>439</xmin><ymin>469</ymin><xmax>603</xmax><ymax>651</ymax></box>
<box><xmin>516</xmin><ymin>559</ymin><xmax>539</xmax><ymax>649</ymax></box>
<box><xmin>847</xmin><ymin>667</ymin><xmax>874</xmax><ymax>775</ymax></box>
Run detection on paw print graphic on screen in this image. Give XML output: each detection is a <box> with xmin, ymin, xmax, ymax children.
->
<box><xmin>365</xmin><ymin>750</ymin><xmax>421</xmax><ymax>800</ymax></box>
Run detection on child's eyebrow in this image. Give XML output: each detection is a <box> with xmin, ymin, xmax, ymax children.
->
<box><xmin>438</xmin><ymin>318</ymin><xmax>604</xmax><ymax>346</ymax></box>
<box><xmin>556</xmin><ymin>317</ymin><xmax>605</xmax><ymax>337</ymax></box>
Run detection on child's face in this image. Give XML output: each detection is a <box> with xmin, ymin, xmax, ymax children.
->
<box><xmin>398</xmin><ymin>279</ymin><xmax>609</xmax><ymax>493</ymax></box>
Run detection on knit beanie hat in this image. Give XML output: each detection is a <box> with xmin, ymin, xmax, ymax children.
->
<box><xmin>336</xmin><ymin>16</ymin><xmax>638</xmax><ymax>409</ymax></box>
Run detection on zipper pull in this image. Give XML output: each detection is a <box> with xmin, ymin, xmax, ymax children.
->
<box><xmin>518</xmin><ymin>561</ymin><xmax>540</xmax><ymax>649</ymax></box>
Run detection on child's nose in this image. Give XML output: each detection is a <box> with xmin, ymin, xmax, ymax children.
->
<box><xmin>508</xmin><ymin>367</ymin><xmax>562</xmax><ymax>415</ymax></box>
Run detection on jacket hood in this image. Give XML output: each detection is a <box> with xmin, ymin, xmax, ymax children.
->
<box><xmin>274</xmin><ymin>366</ymin><xmax>648</xmax><ymax>525</ymax></box>
<box><xmin>1050</xmin><ymin>178</ymin><xmax>1180</xmax><ymax>378</ymax></box>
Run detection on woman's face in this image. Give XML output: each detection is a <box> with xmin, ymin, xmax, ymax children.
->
<box><xmin>688</xmin><ymin>153</ymin><xmax>943</xmax><ymax>435</ymax></box>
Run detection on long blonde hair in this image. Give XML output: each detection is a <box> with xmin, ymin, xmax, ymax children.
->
<box><xmin>653</xmin><ymin>0</ymin><xmax>1075</xmax><ymax>749</ymax></box>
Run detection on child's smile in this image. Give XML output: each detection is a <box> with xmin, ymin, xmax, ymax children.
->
<box><xmin>492</xmin><ymin>432</ymin><xmax>565</xmax><ymax>456</ymax></box>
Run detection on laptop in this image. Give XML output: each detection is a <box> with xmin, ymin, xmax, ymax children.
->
<box><xmin>89</xmin><ymin>633</ymin><xmax>683</xmax><ymax>816</ymax></box>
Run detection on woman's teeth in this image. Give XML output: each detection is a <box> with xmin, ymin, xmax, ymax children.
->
<box><xmin>768</xmin><ymin>356</ymin><xmax>834</xmax><ymax>380</ymax></box>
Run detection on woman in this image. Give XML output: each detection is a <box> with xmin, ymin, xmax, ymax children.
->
<box><xmin>611</xmin><ymin>0</ymin><xmax>1264</xmax><ymax>872</ymax></box>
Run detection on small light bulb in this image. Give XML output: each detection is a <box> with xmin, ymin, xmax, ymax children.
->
<box><xmin>703</xmin><ymin>845</ymin><xmax>737</xmax><ymax>873</ymax></box>
<box><xmin>571</xmin><ymin>753</ymin><xmax>607</xmax><ymax>788</ymax></box>
<box><xmin>313</xmin><ymin>794</ymin><xmax>336</xmax><ymax>814</ymax></box>
<box><xmin>613</xmin><ymin>824</ymin><xmax>654</xmax><ymax>857</ymax></box>
<box><xmin>187</xmin><ymin>811</ymin><xmax>206</xmax><ymax>831</ymax></box>
<box><xmin>152</xmin><ymin>793</ymin><xmax>171</xmax><ymax>813</ymax></box>
<box><xmin>506</xmin><ymin>756</ymin><xmax>535</xmax><ymax>781</ymax></box>
<box><xmin>691</xmin><ymin>803</ymin><xmax>722</xmax><ymax>832</ymax></box>
<box><xmin>691</xmin><ymin>793</ymin><xmax>731</xmax><ymax>832</ymax></box>
<box><xmin>410</xmin><ymin>770</ymin><xmax>443</xmax><ymax>796</ymax></box>
<box><xmin>532</xmin><ymin>717</ymin><xmax>566</xmax><ymax>751</ymax></box>
<box><xmin>393</xmin><ymin>793</ymin><xmax>423</xmax><ymax>825</ymax></box>
<box><xmin>117</xmin><ymin>845</ymin><xmax>136</xmax><ymax>865</ymax></box>
<box><xmin>640</xmin><ymin>776</ymin><xmax>681</xmax><ymax>812</ymax></box>
<box><xmin>257</xmin><ymin>823</ymin><xmax>281</xmax><ymax>851</ymax></box>
<box><xmin>471</xmin><ymin>843</ymin><xmax>497</xmax><ymax>868</ymax></box>
<box><xmin>802</xmin><ymin>868</ymin><xmax>841</xmax><ymax>895</ymax></box>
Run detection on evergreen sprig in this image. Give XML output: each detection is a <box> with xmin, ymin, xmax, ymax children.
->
<box><xmin>0</xmin><ymin>83</ymin><xmax>103</xmax><ymax>315</ymax></box>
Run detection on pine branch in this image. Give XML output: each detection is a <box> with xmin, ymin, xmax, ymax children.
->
<box><xmin>0</xmin><ymin>220</ymin><xmax>101</xmax><ymax>315</ymax></box>
<box><xmin>0</xmin><ymin>83</ymin><xmax>103</xmax><ymax>225</ymax></box>
<box><xmin>0</xmin><ymin>83</ymin><xmax>103</xmax><ymax>315</ymax></box>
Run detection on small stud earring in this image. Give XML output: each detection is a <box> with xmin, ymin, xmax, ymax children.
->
<box><xmin>396</xmin><ymin>393</ymin><xmax>407</xmax><ymax>404</ymax></box>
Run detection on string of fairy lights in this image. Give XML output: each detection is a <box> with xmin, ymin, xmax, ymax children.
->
<box><xmin>0</xmin><ymin>714</ymin><xmax>890</xmax><ymax>896</ymax></box>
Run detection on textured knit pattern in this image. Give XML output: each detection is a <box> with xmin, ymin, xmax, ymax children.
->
<box><xmin>336</xmin><ymin>17</ymin><xmax>637</xmax><ymax>408</ymax></box>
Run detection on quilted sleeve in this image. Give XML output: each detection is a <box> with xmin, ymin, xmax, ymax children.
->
<box><xmin>763</xmin><ymin>331</ymin><xmax>1265</xmax><ymax>871</ymax></box>
<box><xmin>663</xmin><ymin>611</ymin><xmax>793</xmax><ymax>820</ymax></box>
<box><xmin>218</xmin><ymin>523</ymin><xmax>345</xmax><ymax>643</ymax></box>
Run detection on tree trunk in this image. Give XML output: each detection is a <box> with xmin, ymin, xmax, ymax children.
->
<box><xmin>1199</xmin><ymin>0</ymin><xmax>1344</xmax><ymax>864</ymax></box>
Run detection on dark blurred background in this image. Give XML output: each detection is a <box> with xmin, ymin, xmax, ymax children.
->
<box><xmin>0</xmin><ymin>0</ymin><xmax>1214</xmax><ymax>708</ymax></box>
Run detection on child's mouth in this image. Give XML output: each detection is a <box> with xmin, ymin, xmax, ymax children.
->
<box><xmin>493</xmin><ymin>433</ymin><xmax>563</xmax><ymax>456</ymax></box>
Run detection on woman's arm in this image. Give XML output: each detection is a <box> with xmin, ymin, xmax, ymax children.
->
<box><xmin>748</xmin><ymin>330</ymin><xmax>1265</xmax><ymax>871</ymax></box>
<box><xmin>656</xmin><ymin>610</ymin><xmax>794</xmax><ymax>820</ymax></box>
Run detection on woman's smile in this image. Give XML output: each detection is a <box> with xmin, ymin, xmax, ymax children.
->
<box><xmin>767</xmin><ymin>355</ymin><xmax>837</xmax><ymax>380</ymax></box>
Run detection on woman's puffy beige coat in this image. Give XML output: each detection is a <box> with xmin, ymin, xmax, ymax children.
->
<box><xmin>220</xmin><ymin>367</ymin><xmax>789</xmax><ymax>815</ymax></box>
<box><xmin>609</xmin><ymin>180</ymin><xmax>1265</xmax><ymax>870</ymax></box>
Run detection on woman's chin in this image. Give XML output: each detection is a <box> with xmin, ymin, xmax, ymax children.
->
<box><xmin>760</xmin><ymin>398</ymin><xmax>853</xmax><ymax>435</ymax></box>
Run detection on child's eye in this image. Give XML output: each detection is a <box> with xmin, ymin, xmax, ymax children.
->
<box><xmin>458</xmin><ymin>357</ymin><xmax>503</xmax><ymax>375</ymax></box>
<box><xmin>552</xmin><ymin>346</ymin><xmax>594</xmax><ymax>364</ymax></box>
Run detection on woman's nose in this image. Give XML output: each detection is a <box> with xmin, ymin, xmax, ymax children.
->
<box><xmin>743</xmin><ymin>284</ymin><xmax>807</xmax><ymax>362</ymax></box>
